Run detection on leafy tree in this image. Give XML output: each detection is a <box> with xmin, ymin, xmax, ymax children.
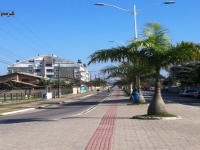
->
<box><xmin>170</xmin><ymin>63</ymin><xmax>200</xmax><ymax>87</ymax></box>
<box><xmin>0</xmin><ymin>81</ymin><xmax>22</xmax><ymax>89</ymax></box>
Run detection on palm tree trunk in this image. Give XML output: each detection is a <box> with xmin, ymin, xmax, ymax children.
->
<box><xmin>133</xmin><ymin>76</ymin><xmax>137</xmax><ymax>89</ymax></box>
<box><xmin>147</xmin><ymin>67</ymin><xmax>168</xmax><ymax>115</ymax></box>
<box><xmin>138</xmin><ymin>75</ymin><xmax>146</xmax><ymax>103</ymax></box>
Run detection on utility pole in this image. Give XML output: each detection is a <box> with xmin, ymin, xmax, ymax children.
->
<box><xmin>88</xmin><ymin>71</ymin><xmax>96</xmax><ymax>91</ymax></box>
<box><xmin>0</xmin><ymin>11</ymin><xmax>14</xmax><ymax>17</ymax></box>
<box><xmin>88</xmin><ymin>71</ymin><xmax>96</xmax><ymax>81</ymax></box>
<box><xmin>58</xmin><ymin>63</ymin><xmax>61</xmax><ymax>98</ymax></box>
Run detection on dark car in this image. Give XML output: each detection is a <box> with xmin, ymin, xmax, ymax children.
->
<box><xmin>179</xmin><ymin>89</ymin><xmax>198</xmax><ymax>97</ymax></box>
<box><xmin>193</xmin><ymin>92</ymin><xmax>200</xmax><ymax>99</ymax></box>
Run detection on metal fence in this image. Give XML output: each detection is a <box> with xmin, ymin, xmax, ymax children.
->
<box><xmin>0</xmin><ymin>89</ymin><xmax>73</xmax><ymax>103</ymax></box>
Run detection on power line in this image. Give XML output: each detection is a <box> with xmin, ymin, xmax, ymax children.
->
<box><xmin>0</xmin><ymin>45</ymin><xmax>25</xmax><ymax>60</ymax></box>
<box><xmin>0</xmin><ymin>59</ymin><xmax>12</xmax><ymax>65</ymax></box>
<box><xmin>0</xmin><ymin>26</ymin><xmax>42</xmax><ymax>54</ymax></box>
<box><xmin>3</xmin><ymin>17</ymin><xmax>51</xmax><ymax>54</ymax></box>
<box><xmin>14</xmin><ymin>16</ymin><xmax>60</xmax><ymax>55</ymax></box>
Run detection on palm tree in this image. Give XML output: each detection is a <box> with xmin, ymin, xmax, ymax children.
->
<box><xmin>100</xmin><ymin>62</ymin><xmax>155</xmax><ymax>103</ymax></box>
<box><xmin>129</xmin><ymin>22</ymin><xmax>200</xmax><ymax>115</ymax></box>
<box><xmin>100</xmin><ymin>63</ymin><xmax>136</xmax><ymax>96</ymax></box>
<box><xmin>88</xmin><ymin>22</ymin><xmax>200</xmax><ymax>115</ymax></box>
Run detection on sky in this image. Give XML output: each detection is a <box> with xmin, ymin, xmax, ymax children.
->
<box><xmin>0</xmin><ymin>0</ymin><xmax>199</xmax><ymax>79</ymax></box>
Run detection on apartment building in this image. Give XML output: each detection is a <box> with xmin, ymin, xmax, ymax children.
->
<box><xmin>7</xmin><ymin>54</ymin><xmax>90</xmax><ymax>82</ymax></box>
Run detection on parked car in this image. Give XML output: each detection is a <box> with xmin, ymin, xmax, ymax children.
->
<box><xmin>179</xmin><ymin>89</ymin><xmax>198</xmax><ymax>97</ymax></box>
<box><xmin>141</xmin><ymin>87</ymin><xmax>148</xmax><ymax>90</ymax></box>
<box><xmin>193</xmin><ymin>91</ymin><xmax>200</xmax><ymax>99</ymax></box>
<box><xmin>149</xmin><ymin>87</ymin><xmax>155</xmax><ymax>91</ymax></box>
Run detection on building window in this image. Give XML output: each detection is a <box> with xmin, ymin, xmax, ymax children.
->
<box><xmin>28</xmin><ymin>65</ymin><xmax>33</xmax><ymax>67</ymax></box>
<box><xmin>68</xmin><ymin>69</ymin><xmax>71</xmax><ymax>71</ymax></box>
<box><xmin>47</xmin><ymin>75</ymin><xmax>53</xmax><ymax>78</ymax></box>
<box><xmin>46</xmin><ymin>64</ymin><xmax>52</xmax><ymax>67</ymax></box>
<box><xmin>35</xmin><ymin>69</ymin><xmax>41</xmax><ymax>73</ymax></box>
<box><xmin>17</xmin><ymin>69</ymin><xmax>20</xmax><ymax>72</ymax></box>
<box><xmin>46</xmin><ymin>69</ymin><xmax>53</xmax><ymax>73</ymax></box>
<box><xmin>27</xmin><ymin>69</ymin><xmax>33</xmax><ymax>73</ymax></box>
<box><xmin>75</xmin><ymin>75</ymin><xmax>80</xmax><ymax>78</ymax></box>
<box><xmin>8</xmin><ymin>70</ymin><xmax>13</xmax><ymax>73</ymax></box>
<box><xmin>74</xmin><ymin>70</ymin><xmax>79</xmax><ymax>73</ymax></box>
<box><xmin>68</xmin><ymin>74</ymin><xmax>71</xmax><ymax>77</ymax></box>
<box><xmin>55</xmin><ymin>75</ymin><xmax>59</xmax><ymax>78</ymax></box>
<box><xmin>55</xmin><ymin>69</ymin><xmax>59</xmax><ymax>72</ymax></box>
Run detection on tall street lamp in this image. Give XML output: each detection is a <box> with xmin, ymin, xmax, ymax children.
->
<box><xmin>95</xmin><ymin>1</ymin><xmax>175</xmax><ymax>94</ymax></box>
<box><xmin>95</xmin><ymin>1</ymin><xmax>175</xmax><ymax>39</ymax></box>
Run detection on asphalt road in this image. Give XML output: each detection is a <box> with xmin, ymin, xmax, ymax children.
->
<box><xmin>0</xmin><ymin>89</ymin><xmax>113</xmax><ymax>124</ymax></box>
<box><xmin>1</xmin><ymin>89</ymin><xmax>200</xmax><ymax>124</ymax></box>
<box><xmin>142</xmin><ymin>90</ymin><xmax>200</xmax><ymax>107</ymax></box>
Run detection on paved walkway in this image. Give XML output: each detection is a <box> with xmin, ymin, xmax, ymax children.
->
<box><xmin>1</xmin><ymin>88</ymin><xmax>200</xmax><ymax>150</ymax></box>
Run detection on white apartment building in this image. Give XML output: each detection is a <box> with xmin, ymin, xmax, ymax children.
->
<box><xmin>7</xmin><ymin>54</ymin><xmax>90</xmax><ymax>82</ymax></box>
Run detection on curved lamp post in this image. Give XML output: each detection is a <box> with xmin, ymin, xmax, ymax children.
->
<box><xmin>95</xmin><ymin>1</ymin><xmax>175</xmax><ymax>95</ymax></box>
<box><xmin>95</xmin><ymin>1</ymin><xmax>175</xmax><ymax>39</ymax></box>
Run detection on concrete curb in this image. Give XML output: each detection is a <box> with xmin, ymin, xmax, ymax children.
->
<box><xmin>0</xmin><ymin>93</ymin><xmax>95</xmax><ymax>116</ymax></box>
<box><xmin>1</xmin><ymin>108</ymin><xmax>36</xmax><ymax>116</ymax></box>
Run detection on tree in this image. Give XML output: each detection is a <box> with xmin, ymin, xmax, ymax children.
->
<box><xmin>88</xmin><ymin>22</ymin><xmax>200</xmax><ymax>115</ymax></box>
<box><xmin>130</xmin><ymin>22</ymin><xmax>200</xmax><ymax>115</ymax></box>
<box><xmin>170</xmin><ymin>63</ymin><xmax>200</xmax><ymax>87</ymax></box>
<box><xmin>0</xmin><ymin>81</ymin><xmax>22</xmax><ymax>89</ymax></box>
<box><xmin>100</xmin><ymin>62</ymin><xmax>155</xmax><ymax>103</ymax></box>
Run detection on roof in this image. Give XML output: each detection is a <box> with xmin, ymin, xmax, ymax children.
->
<box><xmin>10</xmin><ymin>80</ymin><xmax>38</xmax><ymax>87</ymax></box>
<box><xmin>8</xmin><ymin>54</ymin><xmax>77</xmax><ymax>66</ymax></box>
<box><xmin>0</xmin><ymin>72</ymin><xmax>46</xmax><ymax>79</ymax></box>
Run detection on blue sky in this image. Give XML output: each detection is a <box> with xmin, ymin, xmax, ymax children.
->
<box><xmin>0</xmin><ymin>0</ymin><xmax>199</xmax><ymax>79</ymax></box>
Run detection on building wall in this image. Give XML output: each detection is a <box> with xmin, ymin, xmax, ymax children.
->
<box><xmin>7</xmin><ymin>55</ymin><xmax>90</xmax><ymax>82</ymax></box>
<box><xmin>59</xmin><ymin>67</ymin><xmax>74</xmax><ymax>78</ymax></box>
<box><xmin>8</xmin><ymin>67</ymin><xmax>34</xmax><ymax>74</ymax></box>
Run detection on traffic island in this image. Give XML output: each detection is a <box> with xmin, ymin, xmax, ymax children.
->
<box><xmin>131</xmin><ymin>114</ymin><xmax>181</xmax><ymax>120</ymax></box>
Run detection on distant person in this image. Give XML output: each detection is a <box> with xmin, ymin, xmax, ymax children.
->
<box><xmin>97</xmin><ymin>89</ymin><xmax>100</xmax><ymax>94</ymax></box>
<box><xmin>132</xmin><ymin>89</ymin><xmax>139</xmax><ymax>104</ymax></box>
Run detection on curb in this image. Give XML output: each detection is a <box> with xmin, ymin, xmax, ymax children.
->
<box><xmin>1</xmin><ymin>108</ymin><xmax>36</xmax><ymax>116</ymax></box>
<box><xmin>0</xmin><ymin>93</ymin><xmax>95</xmax><ymax>116</ymax></box>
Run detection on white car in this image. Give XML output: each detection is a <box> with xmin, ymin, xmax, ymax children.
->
<box><xmin>149</xmin><ymin>87</ymin><xmax>155</xmax><ymax>91</ymax></box>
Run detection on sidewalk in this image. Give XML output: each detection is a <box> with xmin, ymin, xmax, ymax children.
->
<box><xmin>0</xmin><ymin>91</ymin><xmax>96</xmax><ymax>116</ymax></box>
<box><xmin>1</xmin><ymin>88</ymin><xmax>200</xmax><ymax>150</ymax></box>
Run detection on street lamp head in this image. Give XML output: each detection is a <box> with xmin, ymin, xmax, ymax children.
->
<box><xmin>94</xmin><ymin>3</ymin><xmax>105</xmax><ymax>6</ymax></box>
<box><xmin>109</xmin><ymin>40</ymin><xmax>114</xmax><ymax>42</ymax></box>
<box><xmin>164</xmin><ymin>1</ymin><xmax>175</xmax><ymax>4</ymax></box>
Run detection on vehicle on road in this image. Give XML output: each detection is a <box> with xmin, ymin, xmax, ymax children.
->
<box><xmin>179</xmin><ymin>89</ymin><xmax>198</xmax><ymax>97</ymax></box>
<box><xmin>193</xmin><ymin>91</ymin><xmax>200</xmax><ymax>99</ymax></box>
<box><xmin>149</xmin><ymin>87</ymin><xmax>155</xmax><ymax>91</ymax></box>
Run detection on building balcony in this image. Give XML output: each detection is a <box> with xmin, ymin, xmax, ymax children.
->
<box><xmin>45</xmin><ymin>66</ymin><xmax>54</xmax><ymax>69</ymax></box>
<box><xmin>46</xmin><ymin>72</ymin><xmax>54</xmax><ymax>75</ymax></box>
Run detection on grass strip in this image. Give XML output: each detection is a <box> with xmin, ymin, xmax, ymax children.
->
<box><xmin>0</xmin><ymin>99</ymin><xmax>44</xmax><ymax>108</ymax></box>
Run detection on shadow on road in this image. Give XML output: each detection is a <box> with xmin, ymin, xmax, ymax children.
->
<box><xmin>0</xmin><ymin>118</ymin><xmax>54</xmax><ymax>124</ymax></box>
